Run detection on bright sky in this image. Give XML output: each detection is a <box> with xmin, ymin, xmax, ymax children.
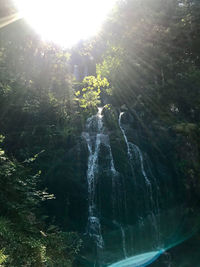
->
<box><xmin>13</xmin><ymin>0</ymin><xmax>117</xmax><ymax>47</ymax></box>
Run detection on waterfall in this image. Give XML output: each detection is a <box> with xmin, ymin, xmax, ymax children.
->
<box><xmin>79</xmin><ymin>109</ymin><xmax>190</xmax><ymax>266</ymax></box>
<box><xmin>121</xmin><ymin>225</ymin><xmax>127</xmax><ymax>259</ymax></box>
<box><xmin>81</xmin><ymin>109</ymin><xmax>162</xmax><ymax>265</ymax></box>
<box><xmin>118</xmin><ymin>112</ymin><xmax>150</xmax><ymax>185</ymax></box>
<box><xmin>83</xmin><ymin>107</ymin><xmax>117</xmax><ymax>250</ymax></box>
<box><xmin>82</xmin><ymin>108</ymin><xmax>104</xmax><ymax>248</ymax></box>
<box><xmin>118</xmin><ymin>112</ymin><xmax>154</xmax><ymax>187</ymax></box>
<box><xmin>118</xmin><ymin>111</ymin><xmax>160</xmax><ymax>244</ymax></box>
<box><xmin>118</xmin><ymin>112</ymin><xmax>131</xmax><ymax>158</ymax></box>
<box><xmin>130</xmin><ymin>143</ymin><xmax>151</xmax><ymax>185</ymax></box>
<box><xmin>113</xmin><ymin>220</ymin><xmax>128</xmax><ymax>259</ymax></box>
<box><xmin>73</xmin><ymin>64</ymin><xmax>79</xmax><ymax>80</ymax></box>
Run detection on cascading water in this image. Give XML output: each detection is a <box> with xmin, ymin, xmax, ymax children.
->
<box><xmin>118</xmin><ymin>112</ymin><xmax>161</xmax><ymax>255</ymax></box>
<box><xmin>82</xmin><ymin>107</ymin><xmax>118</xmax><ymax>257</ymax></box>
<box><xmin>106</xmin><ymin>111</ymin><xmax>193</xmax><ymax>267</ymax></box>
<box><xmin>81</xmin><ymin>109</ymin><xmax>162</xmax><ymax>266</ymax></box>
<box><xmin>121</xmin><ymin>225</ymin><xmax>127</xmax><ymax>259</ymax></box>
<box><xmin>118</xmin><ymin>112</ymin><xmax>159</xmax><ymax>220</ymax></box>
<box><xmin>118</xmin><ymin>112</ymin><xmax>132</xmax><ymax>159</ymax></box>
<box><xmin>113</xmin><ymin>220</ymin><xmax>128</xmax><ymax>259</ymax></box>
<box><xmin>119</xmin><ymin>112</ymin><xmax>151</xmax><ymax>185</ymax></box>
<box><xmin>130</xmin><ymin>143</ymin><xmax>151</xmax><ymax>185</ymax></box>
<box><xmin>82</xmin><ymin>108</ymin><xmax>104</xmax><ymax>249</ymax></box>
<box><xmin>80</xmin><ymin>108</ymin><xmax>197</xmax><ymax>267</ymax></box>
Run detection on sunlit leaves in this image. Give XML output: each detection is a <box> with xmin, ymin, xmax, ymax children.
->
<box><xmin>75</xmin><ymin>90</ymin><xmax>80</xmax><ymax>96</ymax></box>
<box><xmin>0</xmin><ymin>249</ymin><xmax>7</xmax><ymax>265</ymax></box>
<box><xmin>23</xmin><ymin>150</ymin><xmax>45</xmax><ymax>163</ymax></box>
<box><xmin>75</xmin><ymin>75</ymin><xmax>110</xmax><ymax>108</ymax></box>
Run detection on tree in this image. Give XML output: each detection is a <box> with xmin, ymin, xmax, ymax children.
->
<box><xmin>75</xmin><ymin>75</ymin><xmax>109</xmax><ymax>108</ymax></box>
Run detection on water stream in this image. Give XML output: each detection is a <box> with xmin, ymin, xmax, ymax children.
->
<box><xmin>83</xmin><ymin>107</ymin><xmax>118</xmax><ymax>255</ymax></box>
<box><xmin>81</xmin><ymin>109</ymin><xmax>190</xmax><ymax>266</ymax></box>
<box><xmin>118</xmin><ymin>112</ymin><xmax>160</xmax><ymax>249</ymax></box>
<box><xmin>82</xmin><ymin>108</ymin><xmax>104</xmax><ymax>249</ymax></box>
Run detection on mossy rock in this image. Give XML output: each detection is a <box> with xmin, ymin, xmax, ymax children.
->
<box><xmin>102</xmin><ymin>104</ymin><xmax>119</xmax><ymax>132</ymax></box>
<box><xmin>173</xmin><ymin>123</ymin><xmax>198</xmax><ymax>135</ymax></box>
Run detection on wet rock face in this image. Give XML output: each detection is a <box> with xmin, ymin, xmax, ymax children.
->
<box><xmin>45</xmin><ymin>137</ymin><xmax>89</xmax><ymax>232</ymax></box>
<box><xmin>50</xmin><ymin>104</ymin><xmax>200</xmax><ymax>266</ymax></box>
<box><xmin>172</xmin><ymin>124</ymin><xmax>200</xmax><ymax>206</ymax></box>
<box><xmin>77</xmin><ymin>106</ymin><xmax>182</xmax><ymax>265</ymax></box>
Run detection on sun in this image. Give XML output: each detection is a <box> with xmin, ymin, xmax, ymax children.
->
<box><xmin>13</xmin><ymin>0</ymin><xmax>116</xmax><ymax>47</ymax></box>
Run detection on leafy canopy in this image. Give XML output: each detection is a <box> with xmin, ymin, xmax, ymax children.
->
<box><xmin>75</xmin><ymin>75</ymin><xmax>109</xmax><ymax>108</ymax></box>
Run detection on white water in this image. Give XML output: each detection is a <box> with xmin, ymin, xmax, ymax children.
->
<box><xmin>119</xmin><ymin>112</ymin><xmax>132</xmax><ymax>158</ymax></box>
<box><xmin>83</xmin><ymin>107</ymin><xmax>117</xmax><ymax>249</ymax></box>
<box><xmin>113</xmin><ymin>220</ymin><xmax>128</xmax><ymax>258</ymax></box>
<box><xmin>79</xmin><ymin>109</ymin><xmax>190</xmax><ymax>266</ymax></box>
<box><xmin>130</xmin><ymin>143</ymin><xmax>151</xmax><ymax>185</ymax></box>
<box><xmin>82</xmin><ymin>109</ymin><xmax>161</xmax><ymax>264</ymax></box>
<box><xmin>118</xmin><ymin>112</ymin><xmax>150</xmax><ymax>185</ymax></box>
<box><xmin>121</xmin><ymin>225</ymin><xmax>128</xmax><ymax>258</ymax></box>
<box><xmin>82</xmin><ymin>108</ymin><xmax>104</xmax><ymax>248</ymax></box>
<box><xmin>118</xmin><ymin>111</ymin><xmax>160</xmax><ymax>245</ymax></box>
